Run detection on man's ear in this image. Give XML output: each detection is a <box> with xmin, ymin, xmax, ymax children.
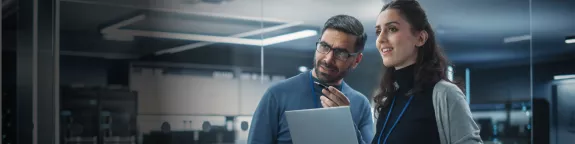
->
<box><xmin>416</xmin><ymin>30</ymin><xmax>428</xmax><ymax>47</ymax></box>
<box><xmin>352</xmin><ymin>53</ymin><xmax>363</xmax><ymax>69</ymax></box>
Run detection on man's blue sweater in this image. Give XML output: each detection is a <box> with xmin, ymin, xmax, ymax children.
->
<box><xmin>247</xmin><ymin>70</ymin><xmax>374</xmax><ymax>144</ymax></box>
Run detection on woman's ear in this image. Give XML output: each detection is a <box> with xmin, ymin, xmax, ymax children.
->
<box><xmin>416</xmin><ymin>30</ymin><xmax>428</xmax><ymax>47</ymax></box>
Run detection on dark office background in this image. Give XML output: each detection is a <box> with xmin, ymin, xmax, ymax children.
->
<box><xmin>2</xmin><ymin>0</ymin><xmax>575</xmax><ymax>143</ymax></box>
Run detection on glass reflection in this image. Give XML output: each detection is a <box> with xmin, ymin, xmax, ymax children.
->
<box><xmin>531</xmin><ymin>0</ymin><xmax>575</xmax><ymax>143</ymax></box>
<box><xmin>53</xmin><ymin>0</ymin><xmax>541</xmax><ymax>144</ymax></box>
<box><xmin>58</xmin><ymin>0</ymin><xmax>266</xmax><ymax>143</ymax></box>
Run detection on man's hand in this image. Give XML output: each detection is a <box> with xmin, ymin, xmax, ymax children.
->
<box><xmin>320</xmin><ymin>86</ymin><xmax>350</xmax><ymax>107</ymax></box>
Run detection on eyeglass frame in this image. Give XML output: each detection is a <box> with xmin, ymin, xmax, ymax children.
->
<box><xmin>315</xmin><ymin>41</ymin><xmax>361</xmax><ymax>61</ymax></box>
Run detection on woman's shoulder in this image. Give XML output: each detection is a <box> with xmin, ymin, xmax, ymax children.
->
<box><xmin>432</xmin><ymin>80</ymin><xmax>466</xmax><ymax>101</ymax></box>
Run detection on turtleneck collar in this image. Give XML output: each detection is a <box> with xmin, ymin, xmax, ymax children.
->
<box><xmin>394</xmin><ymin>64</ymin><xmax>415</xmax><ymax>93</ymax></box>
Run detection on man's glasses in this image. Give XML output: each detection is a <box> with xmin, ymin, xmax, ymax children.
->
<box><xmin>316</xmin><ymin>42</ymin><xmax>359</xmax><ymax>61</ymax></box>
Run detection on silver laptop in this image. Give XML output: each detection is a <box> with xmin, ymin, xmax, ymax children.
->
<box><xmin>285</xmin><ymin>106</ymin><xmax>359</xmax><ymax>144</ymax></box>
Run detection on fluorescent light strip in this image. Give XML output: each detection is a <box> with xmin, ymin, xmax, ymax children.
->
<box><xmin>96</xmin><ymin>9</ymin><xmax>312</xmax><ymax>53</ymax></box>
<box><xmin>262</xmin><ymin>30</ymin><xmax>318</xmax><ymax>46</ymax></box>
<box><xmin>554</xmin><ymin>74</ymin><xmax>575</xmax><ymax>80</ymax></box>
<box><xmin>113</xmin><ymin>29</ymin><xmax>265</xmax><ymax>45</ymax></box>
<box><xmin>106</xmin><ymin>29</ymin><xmax>317</xmax><ymax>47</ymax></box>
<box><xmin>504</xmin><ymin>34</ymin><xmax>531</xmax><ymax>43</ymax></box>
<box><xmin>566</xmin><ymin>38</ymin><xmax>575</xmax><ymax>44</ymax></box>
<box><xmin>99</xmin><ymin>14</ymin><xmax>316</xmax><ymax>50</ymax></box>
<box><xmin>155</xmin><ymin>22</ymin><xmax>305</xmax><ymax>55</ymax></box>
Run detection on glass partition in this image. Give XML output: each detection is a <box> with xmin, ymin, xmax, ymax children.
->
<box><xmin>531</xmin><ymin>0</ymin><xmax>575</xmax><ymax>143</ymax></box>
<box><xmin>46</xmin><ymin>0</ymin><xmax>541</xmax><ymax>143</ymax></box>
<box><xmin>57</xmin><ymin>0</ymin><xmax>265</xmax><ymax>143</ymax></box>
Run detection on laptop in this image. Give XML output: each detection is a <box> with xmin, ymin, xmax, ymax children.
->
<box><xmin>285</xmin><ymin>106</ymin><xmax>358</xmax><ymax>144</ymax></box>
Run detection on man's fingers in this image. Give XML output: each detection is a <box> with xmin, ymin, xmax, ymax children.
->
<box><xmin>322</xmin><ymin>89</ymin><xmax>343</xmax><ymax>105</ymax></box>
<box><xmin>320</xmin><ymin>96</ymin><xmax>337</xmax><ymax>107</ymax></box>
<box><xmin>327</xmin><ymin>86</ymin><xmax>350</xmax><ymax>105</ymax></box>
<box><xmin>321</xmin><ymin>100</ymin><xmax>328</xmax><ymax>108</ymax></box>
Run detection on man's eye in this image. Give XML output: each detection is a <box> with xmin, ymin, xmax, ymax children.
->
<box><xmin>336</xmin><ymin>51</ymin><xmax>349</xmax><ymax>57</ymax></box>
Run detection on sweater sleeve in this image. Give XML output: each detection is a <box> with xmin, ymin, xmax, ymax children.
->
<box><xmin>247</xmin><ymin>89</ymin><xmax>279</xmax><ymax>144</ymax></box>
<box><xmin>444</xmin><ymin>85</ymin><xmax>483</xmax><ymax>144</ymax></box>
<box><xmin>357</xmin><ymin>97</ymin><xmax>375</xmax><ymax>144</ymax></box>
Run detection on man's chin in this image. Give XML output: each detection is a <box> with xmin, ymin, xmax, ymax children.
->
<box><xmin>318</xmin><ymin>73</ymin><xmax>339</xmax><ymax>83</ymax></box>
<box><xmin>315</xmin><ymin>68</ymin><xmax>338</xmax><ymax>82</ymax></box>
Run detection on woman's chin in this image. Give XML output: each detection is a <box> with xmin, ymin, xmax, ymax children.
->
<box><xmin>382</xmin><ymin>60</ymin><xmax>395</xmax><ymax>68</ymax></box>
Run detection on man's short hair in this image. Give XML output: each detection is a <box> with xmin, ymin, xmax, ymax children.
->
<box><xmin>321</xmin><ymin>15</ymin><xmax>368</xmax><ymax>53</ymax></box>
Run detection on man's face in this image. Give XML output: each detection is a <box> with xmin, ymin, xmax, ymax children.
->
<box><xmin>313</xmin><ymin>28</ymin><xmax>363</xmax><ymax>83</ymax></box>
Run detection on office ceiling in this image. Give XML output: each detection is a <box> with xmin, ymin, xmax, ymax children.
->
<box><xmin>5</xmin><ymin>0</ymin><xmax>575</xmax><ymax>66</ymax></box>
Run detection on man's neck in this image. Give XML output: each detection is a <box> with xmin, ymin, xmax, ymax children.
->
<box><xmin>311</xmin><ymin>68</ymin><xmax>343</xmax><ymax>86</ymax></box>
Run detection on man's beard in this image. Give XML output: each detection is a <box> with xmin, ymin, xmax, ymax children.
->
<box><xmin>313</xmin><ymin>59</ymin><xmax>351</xmax><ymax>84</ymax></box>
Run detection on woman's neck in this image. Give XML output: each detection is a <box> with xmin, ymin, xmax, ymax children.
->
<box><xmin>394</xmin><ymin>64</ymin><xmax>415</xmax><ymax>92</ymax></box>
<box><xmin>394</xmin><ymin>58</ymin><xmax>416</xmax><ymax>70</ymax></box>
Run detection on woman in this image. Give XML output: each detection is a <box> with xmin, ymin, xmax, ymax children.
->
<box><xmin>372</xmin><ymin>1</ymin><xmax>482</xmax><ymax>144</ymax></box>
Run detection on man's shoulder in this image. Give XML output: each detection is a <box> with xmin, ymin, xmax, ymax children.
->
<box><xmin>266</xmin><ymin>72</ymin><xmax>307</xmax><ymax>94</ymax></box>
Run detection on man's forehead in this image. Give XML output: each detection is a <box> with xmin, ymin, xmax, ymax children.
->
<box><xmin>320</xmin><ymin>29</ymin><xmax>357</xmax><ymax>50</ymax></box>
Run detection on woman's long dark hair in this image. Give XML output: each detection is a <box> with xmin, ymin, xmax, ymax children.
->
<box><xmin>373</xmin><ymin>0</ymin><xmax>463</xmax><ymax>116</ymax></box>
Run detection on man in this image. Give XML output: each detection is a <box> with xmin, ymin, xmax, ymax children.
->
<box><xmin>247</xmin><ymin>15</ymin><xmax>374</xmax><ymax>144</ymax></box>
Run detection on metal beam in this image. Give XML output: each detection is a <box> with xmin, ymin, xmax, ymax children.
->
<box><xmin>60</xmin><ymin>0</ymin><xmax>290</xmax><ymax>23</ymax></box>
<box><xmin>37</xmin><ymin>0</ymin><xmax>57</xmax><ymax>143</ymax></box>
<box><xmin>100</xmin><ymin>14</ymin><xmax>146</xmax><ymax>34</ymax></box>
<box><xmin>16</xmin><ymin>0</ymin><xmax>35</xmax><ymax>143</ymax></box>
<box><xmin>18</xmin><ymin>0</ymin><xmax>58</xmax><ymax>143</ymax></box>
<box><xmin>60</xmin><ymin>51</ymin><xmax>140</xmax><ymax>59</ymax></box>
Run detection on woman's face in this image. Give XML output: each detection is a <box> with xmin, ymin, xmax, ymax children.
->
<box><xmin>375</xmin><ymin>9</ymin><xmax>426</xmax><ymax>69</ymax></box>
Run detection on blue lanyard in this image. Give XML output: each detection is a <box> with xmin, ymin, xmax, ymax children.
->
<box><xmin>309</xmin><ymin>72</ymin><xmax>342</xmax><ymax>108</ymax></box>
<box><xmin>309</xmin><ymin>73</ymin><xmax>320</xmax><ymax>108</ymax></box>
<box><xmin>377</xmin><ymin>95</ymin><xmax>414</xmax><ymax>144</ymax></box>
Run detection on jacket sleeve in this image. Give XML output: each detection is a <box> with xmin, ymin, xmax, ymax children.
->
<box><xmin>356</xmin><ymin>98</ymin><xmax>375</xmax><ymax>144</ymax></box>
<box><xmin>445</xmin><ymin>86</ymin><xmax>483</xmax><ymax>144</ymax></box>
<box><xmin>247</xmin><ymin>89</ymin><xmax>279</xmax><ymax>144</ymax></box>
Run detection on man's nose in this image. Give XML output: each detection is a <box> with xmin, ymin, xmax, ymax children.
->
<box><xmin>324</xmin><ymin>50</ymin><xmax>336</xmax><ymax>63</ymax></box>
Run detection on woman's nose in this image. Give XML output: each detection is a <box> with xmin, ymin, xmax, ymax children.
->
<box><xmin>377</xmin><ymin>33</ymin><xmax>387</xmax><ymax>44</ymax></box>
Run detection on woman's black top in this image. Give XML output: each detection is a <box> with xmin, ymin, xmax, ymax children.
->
<box><xmin>372</xmin><ymin>64</ymin><xmax>441</xmax><ymax>144</ymax></box>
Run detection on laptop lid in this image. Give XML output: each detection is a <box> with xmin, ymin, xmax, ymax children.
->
<box><xmin>285</xmin><ymin>106</ymin><xmax>358</xmax><ymax>144</ymax></box>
